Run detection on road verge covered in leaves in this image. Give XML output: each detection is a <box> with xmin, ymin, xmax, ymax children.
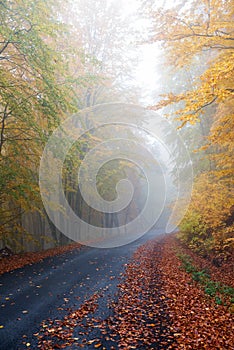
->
<box><xmin>0</xmin><ymin>243</ymin><xmax>81</xmax><ymax>275</ymax></box>
<box><xmin>107</xmin><ymin>235</ymin><xmax>233</xmax><ymax>349</ymax></box>
<box><xmin>34</xmin><ymin>234</ymin><xmax>233</xmax><ymax>349</ymax></box>
<box><xmin>159</xmin><ymin>235</ymin><xmax>234</xmax><ymax>349</ymax></box>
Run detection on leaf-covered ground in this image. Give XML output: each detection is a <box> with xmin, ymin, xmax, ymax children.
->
<box><xmin>35</xmin><ymin>240</ymin><xmax>175</xmax><ymax>349</ymax></box>
<box><xmin>34</xmin><ymin>235</ymin><xmax>234</xmax><ymax>349</ymax></box>
<box><xmin>159</xmin><ymin>236</ymin><xmax>233</xmax><ymax>349</ymax></box>
<box><xmin>175</xmin><ymin>239</ymin><xmax>234</xmax><ymax>289</ymax></box>
<box><xmin>0</xmin><ymin>243</ymin><xmax>81</xmax><ymax>275</ymax></box>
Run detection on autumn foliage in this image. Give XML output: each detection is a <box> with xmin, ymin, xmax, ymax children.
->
<box><xmin>178</xmin><ymin>173</ymin><xmax>234</xmax><ymax>256</ymax></box>
<box><xmin>34</xmin><ymin>236</ymin><xmax>234</xmax><ymax>349</ymax></box>
<box><xmin>148</xmin><ymin>0</ymin><xmax>234</xmax><ymax>257</ymax></box>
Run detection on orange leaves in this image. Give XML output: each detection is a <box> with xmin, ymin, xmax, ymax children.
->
<box><xmin>26</xmin><ymin>235</ymin><xmax>234</xmax><ymax>349</ymax></box>
<box><xmin>0</xmin><ymin>243</ymin><xmax>81</xmax><ymax>276</ymax></box>
<box><xmin>103</xmin><ymin>241</ymin><xmax>175</xmax><ymax>349</ymax></box>
<box><xmin>160</xmin><ymin>236</ymin><xmax>234</xmax><ymax>349</ymax></box>
<box><xmin>37</xmin><ymin>293</ymin><xmax>101</xmax><ymax>349</ymax></box>
<box><xmin>34</xmin><ymin>239</ymin><xmax>176</xmax><ymax>349</ymax></box>
<box><xmin>107</xmin><ymin>236</ymin><xmax>233</xmax><ymax>348</ymax></box>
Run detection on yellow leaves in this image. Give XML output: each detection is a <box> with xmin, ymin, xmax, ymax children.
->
<box><xmin>149</xmin><ymin>0</ymin><xmax>234</xmax><ymax>128</ymax></box>
<box><xmin>0</xmin><ymin>0</ymin><xmax>81</xmax><ymax>248</ymax></box>
<box><xmin>149</xmin><ymin>92</ymin><xmax>185</xmax><ymax>111</ymax></box>
<box><xmin>149</xmin><ymin>0</ymin><xmax>233</xmax><ymax>258</ymax></box>
<box><xmin>161</xmin><ymin>0</ymin><xmax>233</xmax><ymax>61</ymax></box>
<box><xmin>179</xmin><ymin>171</ymin><xmax>234</xmax><ymax>254</ymax></box>
<box><xmin>229</xmin><ymin>304</ymin><xmax>234</xmax><ymax>314</ymax></box>
<box><xmin>149</xmin><ymin>12</ymin><xmax>234</xmax><ymax>203</ymax></box>
<box><xmin>224</xmin><ymin>237</ymin><xmax>234</xmax><ymax>249</ymax></box>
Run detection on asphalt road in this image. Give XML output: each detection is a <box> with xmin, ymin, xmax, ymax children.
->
<box><xmin>0</xmin><ymin>229</ymin><xmax>167</xmax><ymax>349</ymax></box>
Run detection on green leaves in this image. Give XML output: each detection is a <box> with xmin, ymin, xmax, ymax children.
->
<box><xmin>177</xmin><ymin>251</ymin><xmax>234</xmax><ymax>305</ymax></box>
<box><xmin>0</xmin><ymin>0</ymin><xmax>78</xmax><ymax>250</ymax></box>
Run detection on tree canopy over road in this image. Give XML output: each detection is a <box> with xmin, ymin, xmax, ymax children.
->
<box><xmin>0</xmin><ymin>1</ymin><xmax>233</xmax><ymax>348</ymax></box>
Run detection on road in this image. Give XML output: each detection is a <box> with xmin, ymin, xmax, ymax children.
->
<box><xmin>0</xmin><ymin>229</ymin><xmax>167</xmax><ymax>349</ymax></box>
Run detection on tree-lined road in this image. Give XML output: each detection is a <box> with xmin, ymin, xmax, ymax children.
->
<box><xmin>0</xmin><ymin>229</ymin><xmax>165</xmax><ymax>349</ymax></box>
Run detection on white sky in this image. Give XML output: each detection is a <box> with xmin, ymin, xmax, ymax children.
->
<box><xmin>121</xmin><ymin>0</ymin><xmax>165</xmax><ymax>105</ymax></box>
<box><xmin>135</xmin><ymin>44</ymin><xmax>163</xmax><ymax>105</ymax></box>
<box><xmin>120</xmin><ymin>0</ymin><xmax>182</xmax><ymax>105</ymax></box>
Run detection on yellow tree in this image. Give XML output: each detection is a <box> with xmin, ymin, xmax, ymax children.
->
<box><xmin>146</xmin><ymin>0</ymin><xmax>234</xmax><ymax>255</ymax></box>
<box><xmin>0</xmin><ymin>0</ymin><xmax>79</xmax><ymax>250</ymax></box>
<box><xmin>148</xmin><ymin>0</ymin><xmax>233</xmax><ymax>124</ymax></box>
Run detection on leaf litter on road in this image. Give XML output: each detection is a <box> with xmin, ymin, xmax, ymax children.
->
<box><xmin>34</xmin><ymin>235</ymin><xmax>233</xmax><ymax>349</ymax></box>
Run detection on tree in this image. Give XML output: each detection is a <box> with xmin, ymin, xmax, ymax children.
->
<box><xmin>0</xmin><ymin>0</ymin><xmax>78</xmax><ymax>250</ymax></box>
<box><xmin>147</xmin><ymin>0</ymin><xmax>233</xmax><ymax>145</ymax></box>
<box><xmin>145</xmin><ymin>0</ymin><xmax>234</xmax><ymax>255</ymax></box>
<box><xmin>62</xmin><ymin>0</ymin><xmax>140</xmax><ymax>107</ymax></box>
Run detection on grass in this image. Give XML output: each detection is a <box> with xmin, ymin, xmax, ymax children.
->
<box><xmin>177</xmin><ymin>253</ymin><xmax>234</xmax><ymax>306</ymax></box>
